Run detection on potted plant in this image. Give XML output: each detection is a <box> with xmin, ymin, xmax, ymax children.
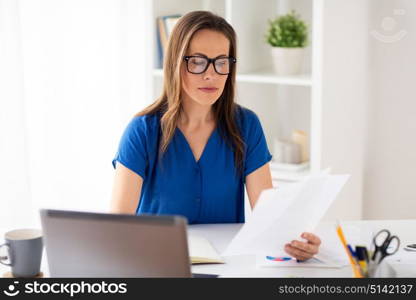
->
<box><xmin>265</xmin><ymin>10</ymin><xmax>308</xmax><ymax>75</ymax></box>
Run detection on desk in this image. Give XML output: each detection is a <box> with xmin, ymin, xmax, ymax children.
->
<box><xmin>1</xmin><ymin>219</ymin><xmax>415</xmax><ymax>277</ymax></box>
<box><xmin>190</xmin><ymin>220</ymin><xmax>416</xmax><ymax>277</ymax></box>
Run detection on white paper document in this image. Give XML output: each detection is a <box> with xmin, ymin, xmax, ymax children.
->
<box><xmin>222</xmin><ymin>171</ymin><xmax>350</xmax><ymax>259</ymax></box>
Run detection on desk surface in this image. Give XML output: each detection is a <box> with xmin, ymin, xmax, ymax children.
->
<box><xmin>1</xmin><ymin>219</ymin><xmax>415</xmax><ymax>278</ymax></box>
<box><xmin>189</xmin><ymin>220</ymin><xmax>416</xmax><ymax>277</ymax></box>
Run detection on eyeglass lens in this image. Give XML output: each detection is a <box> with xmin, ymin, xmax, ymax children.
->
<box><xmin>187</xmin><ymin>57</ymin><xmax>230</xmax><ymax>74</ymax></box>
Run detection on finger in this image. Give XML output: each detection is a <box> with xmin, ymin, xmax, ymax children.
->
<box><xmin>302</xmin><ymin>232</ymin><xmax>321</xmax><ymax>246</ymax></box>
<box><xmin>286</xmin><ymin>247</ymin><xmax>310</xmax><ymax>260</ymax></box>
<box><xmin>288</xmin><ymin>243</ymin><xmax>316</xmax><ymax>259</ymax></box>
<box><xmin>291</xmin><ymin>240</ymin><xmax>318</xmax><ymax>255</ymax></box>
<box><xmin>284</xmin><ymin>244</ymin><xmax>312</xmax><ymax>260</ymax></box>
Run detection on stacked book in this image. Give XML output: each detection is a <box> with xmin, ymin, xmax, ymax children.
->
<box><xmin>156</xmin><ymin>14</ymin><xmax>182</xmax><ymax>68</ymax></box>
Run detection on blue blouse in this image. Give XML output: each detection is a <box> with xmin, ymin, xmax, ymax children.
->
<box><xmin>112</xmin><ymin>105</ymin><xmax>272</xmax><ymax>224</ymax></box>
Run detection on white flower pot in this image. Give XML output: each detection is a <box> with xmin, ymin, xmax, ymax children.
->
<box><xmin>270</xmin><ymin>47</ymin><xmax>305</xmax><ymax>75</ymax></box>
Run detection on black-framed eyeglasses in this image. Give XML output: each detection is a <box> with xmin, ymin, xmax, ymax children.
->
<box><xmin>183</xmin><ymin>55</ymin><xmax>237</xmax><ymax>75</ymax></box>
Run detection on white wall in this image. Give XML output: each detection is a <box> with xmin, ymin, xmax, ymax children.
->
<box><xmin>321</xmin><ymin>0</ymin><xmax>370</xmax><ymax>221</ymax></box>
<box><xmin>363</xmin><ymin>0</ymin><xmax>416</xmax><ymax>219</ymax></box>
<box><xmin>0</xmin><ymin>0</ymin><xmax>149</xmax><ymax>230</ymax></box>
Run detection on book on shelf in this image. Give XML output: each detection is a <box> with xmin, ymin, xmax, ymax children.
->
<box><xmin>188</xmin><ymin>235</ymin><xmax>224</xmax><ymax>264</ymax></box>
<box><xmin>156</xmin><ymin>14</ymin><xmax>181</xmax><ymax>68</ymax></box>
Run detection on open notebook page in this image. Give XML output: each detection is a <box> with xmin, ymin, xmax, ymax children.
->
<box><xmin>188</xmin><ymin>235</ymin><xmax>224</xmax><ymax>264</ymax></box>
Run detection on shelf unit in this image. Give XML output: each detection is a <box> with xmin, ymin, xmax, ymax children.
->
<box><xmin>143</xmin><ymin>0</ymin><xmax>370</xmax><ymax>221</ymax></box>
<box><xmin>148</xmin><ymin>0</ymin><xmax>322</xmax><ymax>184</ymax></box>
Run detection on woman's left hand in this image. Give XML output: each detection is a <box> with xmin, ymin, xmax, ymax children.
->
<box><xmin>284</xmin><ymin>232</ymin><xmax>321</xmax><ymax>261</ymax></box>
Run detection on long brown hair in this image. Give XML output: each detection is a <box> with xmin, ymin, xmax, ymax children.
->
<box><xmin>136</xmin><ymin>11</ymin><xmax>244</xmax><ymax>174</ymax></box>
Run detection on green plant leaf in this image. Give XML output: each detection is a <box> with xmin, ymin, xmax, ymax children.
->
<box><xmin>265</xmin><ymin>10</ymin><xmax>308</xmax><ymax>48</ymax></box>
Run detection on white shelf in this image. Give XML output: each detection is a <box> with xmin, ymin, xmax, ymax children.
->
<box><xmin>270</xmin><ymin>162</ymin><xmax>311</xmax><ymax>182</ymax></box>
<box><xmin>153</xmin><ymin>68</ymin><xmax>312</xmax><ymax>86</ymax></box>
<box><xmin>271</xmin><ymin>169</ymin><xmax>310</xmax><ymax>182</ymax></box>
<box><xmin>237</xmin><ymin>71</ymin><xmax>312</xmax><ymax>86</ymax></box>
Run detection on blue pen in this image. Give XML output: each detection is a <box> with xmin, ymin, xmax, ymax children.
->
<box><xmin>347</xmin><ymin>244</ymin><xmax>356</xmax><ymax>258</ymax></box>
<box><xmin>348</xmin><ymin>244</ymin><xmax>364</xmax><ymax>272</ymax></box>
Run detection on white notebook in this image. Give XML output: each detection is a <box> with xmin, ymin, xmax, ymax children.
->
<box><xmin>188</xmin><ymin>235</ymin><xmax>224</xmax><ymax>264</ymax></box>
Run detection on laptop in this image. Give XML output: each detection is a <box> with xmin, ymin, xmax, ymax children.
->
<box><xmin>40</xmin><ymin>209</ymin><xmax>216</xmax><ymax>278</ymax></box>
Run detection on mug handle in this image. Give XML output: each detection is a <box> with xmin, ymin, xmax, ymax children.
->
<box><xmin>0</xmin><ymin>243</ymin><xmax>12</xmax><ymax>266</ymax></box>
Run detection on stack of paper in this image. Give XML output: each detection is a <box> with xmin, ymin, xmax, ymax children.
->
<box><xmin>222</xmin><ymin>171</ymin><xmax>350</xmax><ymax>262</ymax></box>
<box><xmin>188</xmin><ymin>235</ymin><xmax>224</xmax><ymax>264</ymax></box>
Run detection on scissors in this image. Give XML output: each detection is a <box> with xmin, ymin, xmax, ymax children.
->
<box><xmin>371</xmin><ymin>229</ymin><xmax>400</xmax><ymax>264</ymax></box>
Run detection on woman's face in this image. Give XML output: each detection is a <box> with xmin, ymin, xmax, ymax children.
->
<box><xmin>181</xmin><ymin>29</ymin><xmax>230</xmax><ymax>107</ymax></box>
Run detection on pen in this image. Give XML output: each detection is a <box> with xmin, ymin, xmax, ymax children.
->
<box><xmin>355</xmin><ymin>245</ymin><xmax>369</xmax><ymax>262</ymax></box>
<box><xmin>347</xmin><ymin>244</ymin><xmax>356</xmax><ymax>258</ymax></box>
<box><xmin>355</xmin><ymin>246</ymin><xmax>369</xmax><ymax>277</ymax></box>
<box><xmin>348</xmin><ymin>244</ymin><xmax>367</xmax><ymax>277</ymax></box>
<box><xmin>335</xmin><ymin>220</ymin><xmax>364</xmax><ymax>278</ymax></box>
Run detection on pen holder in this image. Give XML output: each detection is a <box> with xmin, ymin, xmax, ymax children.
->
<box><xmin>352</xmin><ymin>264</ymin><xmax>365</xmax><ymax>278</ymax></box>
<box><xmin>366</xmin><ymin>263</ymin><xmax>378</xmax><ymax>278</ymax></box>
<box><xmin>356</xmin><ymin>261</ymin><xmax>396</xmax><ymax>278</ymax></box>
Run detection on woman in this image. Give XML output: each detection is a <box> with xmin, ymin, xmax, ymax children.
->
<box><xmin>110</xmin><ymin>11</ymin><xmax>320</xmax><ymax>261</ymax></box>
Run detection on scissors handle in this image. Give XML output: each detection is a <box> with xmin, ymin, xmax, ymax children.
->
<box><xmin>372</xmin><ymin>231</ymin><xmax>400</xmax><ymax>263</ymax></box>
<box><xmin>373</xmin><ymin>229</ymin><xmax>391</xmax><ymax>247</ymax></box>
<box><xmin>384</xmin><ymin>236</ymin><xmax>400</xmax><ymax>255</ymax></box>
